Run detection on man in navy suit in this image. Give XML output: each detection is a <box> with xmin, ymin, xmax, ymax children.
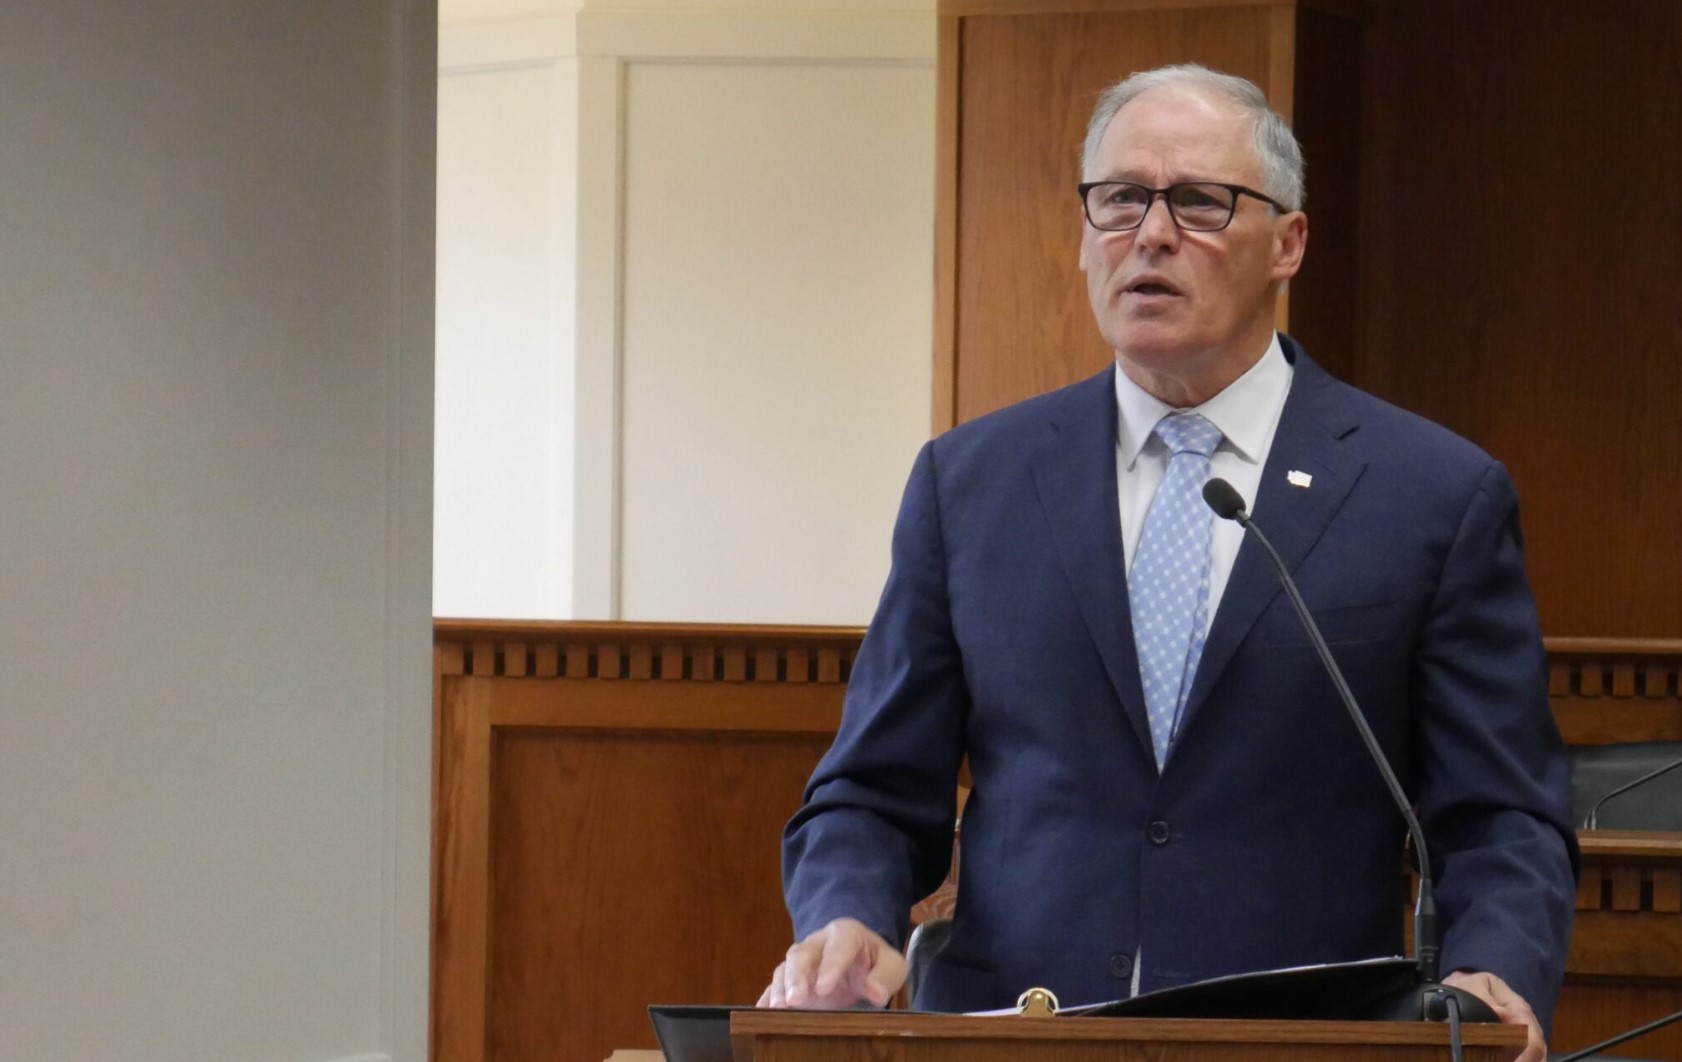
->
<box><xmin>760</xmin><ymin>64</ymin><xmax>1575</xmax><ymax>1061</ymax></box>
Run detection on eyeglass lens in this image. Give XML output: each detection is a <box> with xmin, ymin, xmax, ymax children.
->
<box><xmin>1085</xmin><ymin>183</ymin><xmax>1236</xmax><ymax>232</ymax></box>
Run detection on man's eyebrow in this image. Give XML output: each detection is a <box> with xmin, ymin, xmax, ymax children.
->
<box><xmin>1089</xmin><ymin>172</ymin><xmax>1226</xmax><ymax>185</ymax></box>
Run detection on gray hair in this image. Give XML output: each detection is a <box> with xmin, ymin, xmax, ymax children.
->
<box><xmin>1080</xmin><ymin>64</ymin><xmax>1305</xmax><ymax>211</ymax></box>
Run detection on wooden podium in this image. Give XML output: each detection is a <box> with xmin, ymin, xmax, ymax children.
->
<box><xmin>729</xmin><ymin>1011</ymin><xmax>1526</xmax><ymax>1062</ymax></box>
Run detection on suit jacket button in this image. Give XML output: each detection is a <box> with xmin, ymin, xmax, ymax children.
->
<box><xmin>1109</xmin><ymin>952</ymin><xmax>1133</xmax><ymax>979</ymax></box>
<box><xmin>1148</xmin><ymin>820</ymin><xmax>1171</xmax><ymax>845</ymax></box>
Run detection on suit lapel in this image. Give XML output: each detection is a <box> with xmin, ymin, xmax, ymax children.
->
<box><xmin>1177</xmin><ymin>346</ymin><xmax>1367</xmax><ymax>734</ymax></box>
<box><xmin>1029</xmin><ymin>368</ymin><xmax>1155</xmax><ymax>760</ymax></box>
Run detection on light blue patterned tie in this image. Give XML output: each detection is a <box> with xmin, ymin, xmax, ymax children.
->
<box><xmin>1130</xmin><ymin>412</ymin><xmax>1224</xmax><ymax>769</ymax></box>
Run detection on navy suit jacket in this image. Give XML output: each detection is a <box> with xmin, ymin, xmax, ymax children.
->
<box><xmin>783</xmin><ymin>337</ymin><xmax>1578</xmax><ymax>1029</ymax></box>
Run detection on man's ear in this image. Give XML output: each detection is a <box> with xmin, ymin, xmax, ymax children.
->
<box><xmin>1271</xmin><ymin>212</ymin><xmax>1308</xmax><ymax>281</ymax></box>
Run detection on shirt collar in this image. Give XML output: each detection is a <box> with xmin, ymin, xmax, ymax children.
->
<box><xmin>1113</xmin><ymin>332</ymin><xmax>1292</xmax><ymax>470</ymax></box>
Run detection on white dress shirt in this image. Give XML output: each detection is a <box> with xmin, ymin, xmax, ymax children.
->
<box><xmin>1115</xmin><ymin>333</ymin><xmax>1294</xmax><ymax>644</ymax></box>
<box><xmin>1115</xmin><ymin>333</ymin><xmax>1293</xmax><ymax>998</ymax></box>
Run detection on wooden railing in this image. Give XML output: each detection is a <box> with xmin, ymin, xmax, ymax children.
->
<box><xmin>1546</xmin><ymin>637</ymin><xmax>1682</xmax><ymax>745</ymax></box>
<box><xmin>432</xmin><ymin>624</ymin><xmax>1682</xmax><ymax>1062</ymax></box>
<box><xmin>434</xmin><ymin>619</ymin><xmax>861</xmax><ymax>686</ymax></box>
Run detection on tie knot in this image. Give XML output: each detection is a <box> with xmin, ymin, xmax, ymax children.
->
<box><xmin>1153</xmin><ymin>412</ymin><xmax>1222</xmax><ymax>458</ymax></box>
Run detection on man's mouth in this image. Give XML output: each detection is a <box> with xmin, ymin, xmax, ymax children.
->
<box><xmin>1123</xmin><ymin>278</ymin><xmax>1183</xmax><ymax>298</ymax></box>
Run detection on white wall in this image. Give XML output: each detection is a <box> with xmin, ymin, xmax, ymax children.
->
<box><xmin>618</xmin><ymin>61</ymin><xmax>934</xmax><ymax>623</ymax></box>
<box><xmin>434</xmin><ymin>0</ymin><xmax>936</xmax><ymax>623</ymax></box>
<box><xmin>436</xmin><ymin>61</ymin><xmax>578</xmax><ymax>618</ymax></box>
<box><xmin>0</xmin><ymin>4</ymin><xmax>434</xmax><ymax>1061</ymax></box>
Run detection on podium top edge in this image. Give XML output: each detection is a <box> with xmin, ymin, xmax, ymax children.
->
<box><xmin>729</xmin><ymin>1010</ymin><xmax>1526</xmax><ymax>1047</ymax></box>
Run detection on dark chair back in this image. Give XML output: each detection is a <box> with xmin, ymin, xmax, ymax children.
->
<box><xmin>1569</xmin><ymin>741</ymin><xmax>1682</xmax><ymax>829</ymax></box>
<box><xmin>904</xmin><ymin>917</ymin><xmax>954</xmax><ymax>1009</ymax></box>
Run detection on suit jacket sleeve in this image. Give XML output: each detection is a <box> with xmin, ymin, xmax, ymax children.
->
<box><xmin>782</xmin><ymin>441</ymin><xmax>970</xmax><ymax>948</ymax></box>
<box><xmin>1413</xmin><ymin>460</ymin><xmax>1579</xmax><ymax>1028</ymax></box>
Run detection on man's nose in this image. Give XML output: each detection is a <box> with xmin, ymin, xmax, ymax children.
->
<box><xmin>1134</xmin><ymin>194</ymin><xmax>1180</xmax><ymax>249</ymax></box>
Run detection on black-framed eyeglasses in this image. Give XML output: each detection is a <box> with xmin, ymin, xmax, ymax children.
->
<box><xmin>1077</xmin><ymin>181</ymin><xmax>1286</xmax><ymax>232</ymax></box>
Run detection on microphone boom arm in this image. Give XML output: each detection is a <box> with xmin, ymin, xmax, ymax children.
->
<box><xmin>1225</xmin><ymin>506</ymin><xmax>1442</xmax><ymax>983</ymax></box>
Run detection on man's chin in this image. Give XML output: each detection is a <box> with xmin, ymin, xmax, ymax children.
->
<box><xmin>1111</xmin><ymin>335</ymin><xmax>1204</xmax><ymax>371</ymax></box>
<box><xmin>1112</xmin><ymin>335</ymin><xmax>1232</xmax><ymax>381</ymax></box>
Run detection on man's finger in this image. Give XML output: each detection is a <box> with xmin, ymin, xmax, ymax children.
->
<box><xmin>783</xmin><ymin>936</ymin><xmax>825</xmax><ymax>1006</ymax></box>
<box><xmin>836</xmin><ymin>933</ymin><xmax>908</xmax><ymax>1007</ymax></box>
<box><xmin>757</xmin><ymin>962</ymin><xmax>786</xmax><ymax>1009</ymax></box>
<box><xmin>1443</xmin><ymin>971</ymin><xmax>1544</xmax><ymax>1062</ymax></box>
<box><xmin>767</xmin><ymin>918</ymin><xmax>907</xmax><ymax>1009</ymax></box>
<box><xmin>812</xmin><ymin>926</ymin><xmax>868</xmax><ymax>999</ymax></box>
<box><xmin>860</xmin><ymin>942</ymin><xmax>909</xmax><ymax>1006</ymax></box>
<box><xmin>1503</xmin><ymin>994</ymin><xmax>1543</xmax><ymax>1062</ymax></box>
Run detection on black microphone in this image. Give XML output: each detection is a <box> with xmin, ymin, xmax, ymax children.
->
<box><xmin>1583</xmin><ymin>754</ymin><xmax>1682</xmax><ymax>829</ymax></box>
<box><xmin>1203</xmin><ymin>477</ymin><xmax>1248</xmax><ymax>521</ymax></box>
<box><xmin>1201</xmin><ymin>477</ymin><xmax>1495</xmax><ymax>1024</ymax></box>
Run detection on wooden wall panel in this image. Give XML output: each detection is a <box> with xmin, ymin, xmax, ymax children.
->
<box><xmin>940</xmin><ymin>1</ymin><xmax>1680</xmax><ymax>642</ymax></box>
<box><xmin>1554</xmin><ymin>983</ymin><xmax>1682</xmax><ymax>1061</ymax></box>
<box><xmin>1357</xmin><ymin>1</ymin><xmax>1682</xmax><ymax>639</ymax></box>
<box><xmin>1556</xmin><ymin>832</ymin><xmax>1682</xmax><ymax>1059</ymax></box>
<box><xmin>437</xmin><ymin>624</ymin><xmax>1682</xmax><ymax>1062</ymax></box>
<box><xmin>433</xmin><ymin>622</ymin><xmax>856</xmax><ymax>1062</ymax></box>
<box><xmin>486</xmin><ymin>724</ymin><xmax>828</xmax><ymax>1062</ymax></box>
<box><xmin>941</xmin><ymin>1</ymin><xmax>1369</xmax><ymax>422</ymax></box>
<box><xmin>1285</xmin><ymin>6</ymin><xmax>1363</xmax><ymax>384</ymax></box>
<box><xmin>952</xmin><ymin>7</ymin><xmax>1280</xmax><ymax>422</ymax></box>
<box><xmin>933</xmin><ymin>13</ymin><xmax>962</xmax><ymax>433</ymax></box>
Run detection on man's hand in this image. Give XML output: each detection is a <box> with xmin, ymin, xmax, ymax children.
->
<box><xmin>1443</xmin><ymin>970</ymin><xmax>1545</xmax><ymax>1062</ymax></box>
<box><xmin>756</xmin><ymin>917</ymin><xmax>908</xmax><ymax>1009</ymax></box>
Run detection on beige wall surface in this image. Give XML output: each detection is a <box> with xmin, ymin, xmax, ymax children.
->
<box><xmin>618</xmin><ymin>60</ymin><xmax>935</xmax><ymax>623</ymax></box>
<box><xmin>436</xmin><ymin>62</ymin><xmax>578</xmax><ymax>618</ymax></box>
<box><xmin>0</xmin><ymin>4</ymin><xmax>434</xmax><ymax>1061</ymax></box>
<box><xmin>434</xmin><ymin>3</ymin><xmax>936</xmax><ymax>623</ymax></box>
